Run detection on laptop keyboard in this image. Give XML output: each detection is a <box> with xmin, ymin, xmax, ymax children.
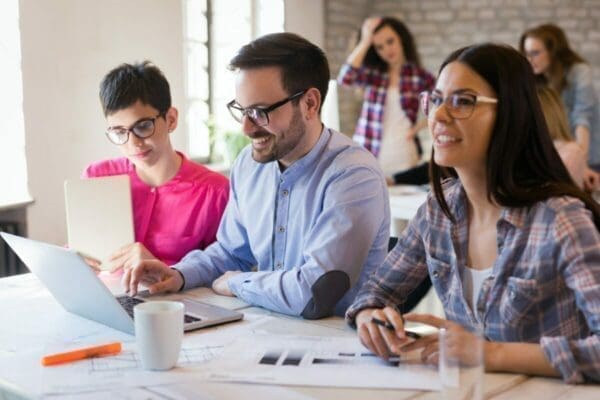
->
<box><xmin>117</xmin><ymin>296</ymin><xmax>202</xmax><ymax>323</ymax></box>
<box><xmin>117</xmin><ymin>296</ymin><xmax>145</xmax><ymax>318</ymax></box>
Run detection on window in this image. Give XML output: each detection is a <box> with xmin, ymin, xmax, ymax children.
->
<box><xmin>0</xmin><ymin>1</ymin><xmax>31</xmax><ymax>206</ymax></box>
<box><xmin>184</xmin><ymin>0</ymin><xmax>284</xmax><ymax>161</ymax></box>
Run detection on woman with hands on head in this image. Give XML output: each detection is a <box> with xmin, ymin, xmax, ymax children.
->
<box><xmin>337</xmin><ymin>16</ymin><xmax>435</xmax><ymax>179</ymax></box>
<box><xmin>346</xmin><ymin>43</ymin><xmax>600</xmax><ymax>384</ymax></box>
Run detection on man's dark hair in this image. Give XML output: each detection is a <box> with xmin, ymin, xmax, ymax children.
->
<box><xmin>429</xmin><ymin>43</ymin><xmax>600</xmax><ymax>228</ymax></box>
<box><xmin>99</xmin><ymin>61</ymin><xmax>171</xmax><ymax>116</ymax></box>
<box><xmin>229</xmin><ymin>32</ymin><xmax>330</xmax><ymax>112</ymax></box>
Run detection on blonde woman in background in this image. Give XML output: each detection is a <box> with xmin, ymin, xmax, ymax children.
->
<box><xmin>520</xmin><ymin>24</ymin><xmax>600</xmax><ymax>172</ymax></box>
<box><xmin>538</xmin><ymin>86</ymin><xmax>599</xmax><ymax>191</ymax></box>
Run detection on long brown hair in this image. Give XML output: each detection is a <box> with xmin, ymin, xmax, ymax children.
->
<box><xmin>537</xmin><ymin>86</ymin><xmax>572</xmax><ymax>142</ymax></box>
<box><xmin>429</xmin><ymin>43</ymin><xmax>600</xmax><ymax>229</ymax></box>
<box><xmin>519</xmin><ymin>24</ymin><xmax>585</xmax><ymax>92</ymax></box>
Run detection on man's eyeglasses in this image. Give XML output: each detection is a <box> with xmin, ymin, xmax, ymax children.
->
<box><xmin>105</xmin><ymin>114</ymin><xmax>164</xmax><ymax>145</ymax></box>
<box><xmin>419</xmin><ymin>91</ymin><xmax>498</xmax><ymax>120</ymax></box>
<box><xmin>227</xmin><ymin>90</ymin><xmax>306</xmax><ymax>127</ymax></box>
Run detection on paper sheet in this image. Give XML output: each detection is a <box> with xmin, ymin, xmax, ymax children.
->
<box><xmin>207</xmin><ymin>334</ymin><xmax>441</xmax><ymax>391</ymax></box>
<box><xmin>0</xmin><ymin>314</ymin><xmax>274</xmax><ymax>397</ymax></box>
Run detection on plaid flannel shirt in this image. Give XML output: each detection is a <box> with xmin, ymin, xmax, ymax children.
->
<box><xmin>347</xmin><ymin>179</ymin><xmax>600</xmax><ymax>383</ymax></box>
<box><xmin>337</xmin><ymin>63</ymin><xmax>435</xmax><ymax>157</ymax></box>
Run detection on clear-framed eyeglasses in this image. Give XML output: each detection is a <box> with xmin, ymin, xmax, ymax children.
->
<box><xmin>105</xmin><ymin>114</ymin><xmax>164</xmax><ymax>145</ymax></box>
<box><xmin>419</xmin><ymin>91</ymin><xmax>498</xmax><ymax>120</ymax></box>
<box><xmin>227</xmin><ymin>90</ymin><xmax>306</xmax><ymax>127</ymax></box>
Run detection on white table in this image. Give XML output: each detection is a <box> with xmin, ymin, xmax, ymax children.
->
<box><xmin>0</xmin><ymin>273</ymin><xmax>596</xmax><ymax>399</ymax></box>
<box><xmin>388</xmin><ymin>185</ymin><xmax>428</xmax><ymax>221</ymax></box>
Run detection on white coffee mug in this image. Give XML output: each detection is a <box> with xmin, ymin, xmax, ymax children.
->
<box><xmin>134</xmin><ymin>301</ymin><xmax>184</xmax><ymax>370</ymax></box>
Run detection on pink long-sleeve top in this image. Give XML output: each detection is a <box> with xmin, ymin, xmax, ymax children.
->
<box><xmin>83</xmin><ymin>153</ymin><xmax>229</xmax><ymax>265</ymax></box>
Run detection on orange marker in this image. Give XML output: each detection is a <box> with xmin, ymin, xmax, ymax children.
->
<box><xmin>41</xmin><ymin>342</ymin><xmax>122</xmax><ymax>366</ymax></box>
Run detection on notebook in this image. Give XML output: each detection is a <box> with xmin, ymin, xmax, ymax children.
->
<box><xmin>64</xmin><ymin>175</ymin><xmax>134</xmax><ymax>271</ymax></box>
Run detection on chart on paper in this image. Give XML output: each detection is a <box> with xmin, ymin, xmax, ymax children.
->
<box><xmin>258</xmin><ymin>348</ymin><xmax>402</xmax><ymax>367</ymax></box>
<box><xmin>209</xmin><ymin>334</ymin><xmax>441</xmax><ymax>391</ymax></box>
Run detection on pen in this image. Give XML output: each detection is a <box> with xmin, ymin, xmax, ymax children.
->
<box><xmin>371</xmin><ymin>317</ymin><xmax>422</xmax><ymax>339</ymax></box>
<box><xmin>41</xmin><ymin>342</ymin><xmax>122</xmax><ymax>366</ymax></box>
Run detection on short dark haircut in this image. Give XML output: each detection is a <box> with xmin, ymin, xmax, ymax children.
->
<box><xmin>429</xmin><ymin>43</ymin><xmax>600</xmax><ymax>228</ymax></box>
<box><xmin>361</xmin><ymin>17</ymin><xmax>422</xmax><ymax>70</ymax></box>
<box><xmin>99</xmin><ymin>61</ymin><xmax>171</xmax><ymax>116</ymax></box>
<box><xmin>228</xmin><ymin>32</ymin><xmax>330</xmax><ymax>112</ymax></box>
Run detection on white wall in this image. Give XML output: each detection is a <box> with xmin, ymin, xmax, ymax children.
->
<box><xmin>284</xmin><ymin>0</ymin><xmax>324</xmax><ymax>48</ymax></box>
<box><xmin>19</xmin><ymin>0</ymin><xmax>187</xmax><ymax>245</ymax></box>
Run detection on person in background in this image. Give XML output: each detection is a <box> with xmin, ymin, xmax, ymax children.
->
<box><xmin>120</xmin><ymin>33</ymin><xmax>390</xmax><ymax>319</ymax></box>
<box><xmin>347</xmin><ymin>43</ymin><xmax>600</xmax><ymax>384</ymax></box>
<box><xmin>537</xmin><ymin>86</ymin><xmax>590</xmax><ymax>189</ymax></box>
<box><xmin>520</xmin><ymin>23</ymin><xmax>600</xmax><ymax>181</ymax></box>
<box><xmin>84</xmin><ymin>61</ymin><xmax>229</xmax><ymax>269</ymax></box>
<box><xmin>385</xmin><ymin>162</ymin><xmax>430</xmax><ymax>186</ymax></box>
<box><xmin>338</xmin><ymin>16</ymin><xmax>435</xmax><ymax>179</ymax></box>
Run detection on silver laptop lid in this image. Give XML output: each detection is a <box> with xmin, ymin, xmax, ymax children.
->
<box><xmin>1</xmin><ymin>232</ymin><xmax>135</xmax><ymax>334</ymax></box>
<box><xmin>1</xmin><ymin>233</ymin><xmax>244</xmax><ymax>335</ymax></box>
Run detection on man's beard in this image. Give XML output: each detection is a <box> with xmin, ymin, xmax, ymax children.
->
<box><xmin>251</xmin><ymin>108</ymin><xmax>305</xmax><ymax>164</ymax></box>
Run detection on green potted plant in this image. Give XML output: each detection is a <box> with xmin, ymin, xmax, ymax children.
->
<box><xmin>222</xmin><ymin>130</ymin><xmax>250</xmax><ymax>166</ymax></box>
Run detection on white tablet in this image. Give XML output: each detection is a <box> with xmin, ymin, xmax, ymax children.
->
<box><xmin>64</xmin><ymin>175</ymin><xmax>134</xmax><ymax>271</ymax></box>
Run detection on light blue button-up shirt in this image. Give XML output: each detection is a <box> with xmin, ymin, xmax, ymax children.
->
<box><xmin>175</xmin><ymin>126</ymin><xmax>390</xmax><ymax>317</ymax></box>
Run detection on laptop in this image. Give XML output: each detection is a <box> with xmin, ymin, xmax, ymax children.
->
<box><xmin>1</xmin><ymin>232</ymin><xmax>243</xmax><ymax>335</ymax></box>
<box><xmin>64</xmin><ymin>175</ymin><xmax>134</xmax><ymax>271</ymax></box>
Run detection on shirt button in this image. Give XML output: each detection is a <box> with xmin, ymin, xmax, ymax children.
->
<box><xmin>150</xmin><ymin>188</ymin><xmax>156</xmax><ymax>193</ymax></box>
<box><xmin>276</xmin><ymin>262</ymin><xmax>283</xmax><ymax>269</ymax></box>
<box><xmin>509</xmin><ymin>290</ymin><xmax>516</xmax><ymax>300</ymax></box>
<box><xmin>278</xmin><ymin>226</ymin><xmax>285</xmax><ymax>233</ymax></box>
<box><xmin>432</xmin><ymin>270</ymin><xmax>439</xmax><ymax>278</ymax></box>
<box><xmin>282</xmin><ymin>189</ymin><xmax>289</xmax><ymax>197</ymax></box>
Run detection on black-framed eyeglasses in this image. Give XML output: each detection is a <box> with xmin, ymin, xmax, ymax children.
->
<box><xmin>419</xmin><ymin>91</ymin><xmax>498</xmax><ymax>120</ymax></box>
<box><xmin>227</xmin><ymin>90</ymin><xmax>307</xmax><ymax>127</ymax></box>
<box><xmin>105</xmin><ymin>114</ymin><xmax>164</xmax><ymax>145</ymax></box>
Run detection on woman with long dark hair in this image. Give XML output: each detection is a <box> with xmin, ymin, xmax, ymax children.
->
<box><xmin>337</xmin><ymin>16</ymin><xmax>435</xmax><ymax>178</ymax></box>
<box><xmin>346</xmin><ymin>43</ymin><xmax>600</xmax><ymax>383</ymax></box>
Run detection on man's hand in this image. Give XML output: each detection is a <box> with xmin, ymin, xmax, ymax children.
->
<box><xmin>108</xmin><ymin>242</ymin><xmax>156</xmax><ymax>272</ymax></box>
<box><xmin>121</xmin><ymin>259</ymin><xmax>183</xmax><ymax>296</ymax></box>
<box><xmin>211</xmin><ymin>271</ymin><xmax>242</xmax><ymax>297</ymax></box>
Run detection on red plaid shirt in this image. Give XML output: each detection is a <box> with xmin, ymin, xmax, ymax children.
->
<box><xmin>337</xmin><ymin>63</ymin><xmax>435</xmax><ymax>157</ymax></box>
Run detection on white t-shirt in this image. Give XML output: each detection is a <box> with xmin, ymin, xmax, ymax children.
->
<box><xmin>462</xmin><ymin>266</ymin><xmax>493</xmax><ymax>321</ymax></box>
<box><xmin>378</xmin><ymin>88</ymin><xmax>419</xmax><ymax>175</ymax></box>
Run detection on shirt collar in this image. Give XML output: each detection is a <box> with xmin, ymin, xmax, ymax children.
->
<box><xmin>449</xmin><ymin>180</ymin><xmax>527</xmax><ymax>230</ymax></box>
<box><xmin>499</xmin><ymin>207</ymin><xmax>527</xmax><ymax>230</ymax></box>
<box><xmin>131</xmin><ymin>151</ymin><xmax>193</xmax><ymax>188</ymax></box>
